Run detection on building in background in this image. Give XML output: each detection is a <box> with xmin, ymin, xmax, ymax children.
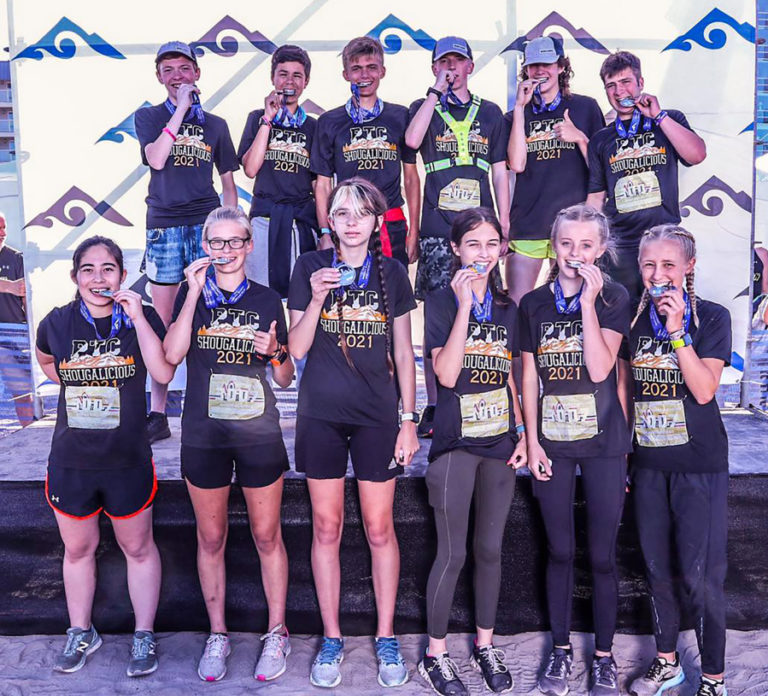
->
<box><xmin>0</xmin><ymin>62</ymin><xmax>14</xmax><ymax>163</ymax></box>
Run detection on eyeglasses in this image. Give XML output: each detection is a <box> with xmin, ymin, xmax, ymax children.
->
<box><xmin>330</xmin><ymin>209</ymin><xmax>375</xmax><ymax>223</ymax></box>
<box><xmin>206</xmin><ymin>237</ymin><xmax>251</xmax><ymax>250</ymax></box>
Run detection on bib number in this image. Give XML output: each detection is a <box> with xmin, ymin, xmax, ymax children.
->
<box><xmin>614</xmin><ymin>171</ymin><xmax>662</xmax><ymax>213</ymax></box>
<box><xmin>458</xmin><ymin>387</ymin><xmax>509</xmax><ymax>439</ymax></box>
<box><xmin>208</xmin><ymin>373</ymin><xmax>265</xmax><ymax>421</ymax></box>
<box><xmin>438</xmin><ymin>178</ymin><xmax>481</xmax><ymax>212</ymax></box>
<box><xmin>634</xmin><ymin>399</ymin><xmax>689</xmax><ymax>447</ymax></box>
<box><xmin>541</xmin><ymin>393</ymin><xmax>598</xmax><ymax>441</ymax></box>
<box><xmin>65</xmin><ymin>386</ymin><xmax>120</xmax><ymax>430</ymax></box>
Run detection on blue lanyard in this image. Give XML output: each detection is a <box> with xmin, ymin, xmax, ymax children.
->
<box><xmin>345</xmin><ymin>84</ymin><xmax>383</xmax><ymax>125</ymax></box>
<box><xmin>531</xmin><ymin>88</ymin><xmax>562</xmax><ymax>115</ymax></box>
<box><xmin>615</xmin><ymin>109</ymin><xmax>651</xmax><ymax>138</ymax></box>
<box><xmin>332</xmin><ymin>250</ymin><xmax>372</xmax><ymax>293</ymax></box>
<box><xmin>202</xmin><ymin>275</ymin><xmax>249</xmax><ymax>309</ymax></box>
<box><xmin>164</xmin><ymin>97</ymin><xmax>205</xmax><ymax>125</ymax></box>
<box><xmin>554</xmin><ymin>277</ymin><xmax>582</xmax><ymax>315</ymax></box>
<box><xmin>273</xmin><ymin>104</ymin><xmax>307</xmax><ymax>129</ymax></box>
<box><xmin>649</xmin><ymin>291</ymin><xmax>691</xmax><ymax>340</ymax></box>
<box><xmin>471</xmin><ymin>288</ymin><xmax>493</xmax><ymax>322</ymax></box>
<box><xmin>79</xmin><ymin>300</ymin><xmax>132</xmax><ymax>340</ymax></box>
<box><xmin>440</xmin><ymin>85</ymin><xmax>471</xmax><ymax>110</ymax></box>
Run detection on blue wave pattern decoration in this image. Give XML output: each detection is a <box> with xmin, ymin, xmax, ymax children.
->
<box><xmin>663</xmin><ymin>8</ymin><xmax>755</xmax><ymax>52</ymax></box>
<box><xmin>96</xmin><ymin>102</ymin><xmax>152</xmax><ymax>144</ymax></box>
<box><xmin>366</xmin><ymin>14</ymin><xmax>435</xmax><ymax>55</ymax></box>
<box><xmin>503</xmin><ymin>12</ymin><xmax>609</xmax><ymax>55</ymax></box>
<box><xmin>13</xmin><ymin>17</ymin><xmax>126</xmax><ymax>61</ymax></box>
<box><xmin>741</xmin><ymin>122</ymin><xmax>754</xmax><ymax>134</ymax></box>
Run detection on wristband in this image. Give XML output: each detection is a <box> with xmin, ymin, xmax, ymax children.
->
<box><xmin>426</xmin><ymin>87</ymin><xmax>442</xmax><ymax>100</ymax></box>
<box><xmin>162</xmin><ymin>127</ymin><xmax>177</xmax><ymax>141</ymax></box>
<box><xmin>400</xmin><ymin>411</ymin><xmax>420</xmax><ymax>425</ymax></box>
<box><xmin>670</xmin><ymin>333</ymin><xmax>692</xmax><ymax>350</ymax></box>
<box><xmin>269</xmin><ymin>345</ymin><xmax>288</xmax><ymax>366</ymax></box>
<box><xmin>654</xmin><ymin>110</ymin><xmax>668</xmax><ymax>126</ymax></box>
<box><xmin>320</xmin><ymin>227</ymin><xmax>332</xmax><ymax>236</ymax></box>
<box><xmin>259</xmin><ymin>115</ymin><xmax>272</xmax><ymax>129</ymax></box>
<box><xmin>515</xmin><ymin>423</ymin><xmax>526</xmax><ymax>435</ymax></box>
<box><xmin>668</xmin><ymin>328</ymin><xmax>686</xmax><ymax>341</ymax></box>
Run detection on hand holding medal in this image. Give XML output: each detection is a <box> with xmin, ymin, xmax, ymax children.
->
<box><xmin>111</xmin><ymin>289</ymin><xmax>144</xmax><ymax>324</ymax></box>
<box><xmin>634</xmin><ymin>92</ymin><xmax>661</xmax><ymax>120</ymax></box>
<box><xmin>655</xmin><ymin>284</ymin><xmax>686</xmax><ymax>333</ymax></box>
<box><xmin>184</xmin><ymin>257</ymin><xmax>212</xmax><ymax>295</ymax></box>
<box><xmin>264</xmin><ymin>89</ymin><xmax>281</xmax><ymax>122</ymax></box>
<box><xmin>309</xmin><ymin>267</ymin><xmax>341</xmax><ymax>304</ymax></box>
<box><xmin>515</xmin><ymin>78</ymin><xmax>538</xmax><ymax>107</ymax></box>
<box><xmin>450</xmin><ymin>267</ymin><xmax>476</xmax><ymax>308</ymax></box>
<box><xmin>576</xmin><ymin>263</ymin><xmax>603</xmax><ymax>306</ymax></box>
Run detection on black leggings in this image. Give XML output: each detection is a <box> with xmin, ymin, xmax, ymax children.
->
<box><xmin>425</xmin><ymin>450</ymin><xmax>517</xmax><ymax>639</ymax></box>
<box><xmin>532</xmin><ymin>456</ymin><xmax>627</xmax><ymax>653</ymax></box>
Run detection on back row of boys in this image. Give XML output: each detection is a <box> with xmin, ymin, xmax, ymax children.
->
<box><xmin>136</xmin><ymin>35</ymin><xmax>705</xmax><ymax>441</ymax></box>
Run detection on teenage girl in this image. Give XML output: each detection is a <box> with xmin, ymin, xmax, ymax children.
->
<box><xmin>287</xmin><ymin>177</ymin><xmax>419</xmax><ymax>689</ymax></box>
<box><xmin>164</xmin><ymin>206</ymin><xmax>294</xmax><ymax>683</ymax></box>
<box><xmin>418</xmin><ymin>207</ymin><xmax>526</xmax><ymax>696</ymax></box>
<box><xmin>519</xmin><ymin>204</ymin><xmax>631</xmax><ymax>696</ymax></box>
<box><xmin>35</xmin><ymin>236</ymin><xmax>173</xmax><ymax>677</ymax></box>
<box><xmin>623</xmin><ymin>225</ymin><xmax>730</xmax><ymax>696</ymax></box>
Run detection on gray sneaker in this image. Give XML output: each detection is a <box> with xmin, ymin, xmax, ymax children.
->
<box><xmin>629</xmin><ymin>655</ymin><xmax>685</xmax><ymax>696</ymax></box>
<box><xmin>310</xmin><ymin>637</ymin><xmax>344</xmax><ymax>688</ymax></box>
<box><xmin>53</xmin><ymin>626</ymin><xmax>102</xmax><ymax>673</ymax></box>
<box><xmin>696</xmin><ymin>676</ymin><xmax>727</xmax><ymax>696</ymax></box>
<box><xmin>197</xmin><ymin>632</ymin><xmax>231</xmax><ymax>682</ymax></box>
<box><xmin>538</xmin><ymin>647</ymin><xmax>573</xmax><ymax>696</ymax></box>
<box><xmin>589</xmin><ymin>655</ymin><xmax>619</xmax><ymax>695</ymax></box>
<box><xmin>375</xmin><ymin>636</ymin><xmax>408</xmax><ymax>687</ymax></box>
<box><xmin>126</xmin><ymin>630</ymin><xmax>158</xmax><ymax>677</ymax></box>
<box><xmin>254</xmin><ymin>624</ymin><xmax>291</xmax><ymax>682</ymax></box>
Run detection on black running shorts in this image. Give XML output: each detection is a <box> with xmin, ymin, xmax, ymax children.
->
<box><xmin>181</xmin><ymin>440</ymin><xmax>288</xmax><ymax>489</ymax></box>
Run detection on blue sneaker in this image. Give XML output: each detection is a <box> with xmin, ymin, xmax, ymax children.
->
<box><xmin>310</xmin><ymin>637</ymin><xmax>344</xmax><ymax>688</ymax></box>
<box><xmin>375</xmin><ymin>636</ymin><xmax>408</xmax><ymax>687</ymax></box>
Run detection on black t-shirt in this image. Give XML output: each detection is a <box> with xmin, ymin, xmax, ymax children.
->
<box><xmin>425</xmin><ymin>287</ymin><xmax>520</xmax><ymax>462</ymax></box>
<box><xmin>587</xmin><ymin>109</ymin><xmax>693</xmax><ymax>250</ymax></box>
<box><xmin>518</xmin><ymin>281</ymin><xmax>632</xmax><ymax>458</ymax></box>
<box><xmin>409</xmin><ymin>96</ymin><xmax>507</xmax><ymax>239</ymax></box>
<box><xmin>310</xmin><ymin>103</ymin><xmax>416</xmax><ymax>210</ymax></box>
<box><xmin>237</xmin><ymin>109</ymin><xmax>317</xmax><ymax>219</ymax></box>
<box><xmin>628</xmin><ymin>299</ymin><xmax>731</xmax><ymax>473</ymax></box>
<box><xmin>506</xmin><ymin>94</ymin><xmax>605</xmax><ymax>241</ymax></box>
<box><xmin>287</xmin><ymin>249</ymin><xmax>416</xmax><ymax>426</ymax></box>
<box><xmin>135</xmin><ymin>103</ymin><xmax>240</xmax><ymax>228</ymax></box>
<box><xmin>172</xmin><ymin>281</ymin><xmax>287</xmax><ymax>448</ymax></box>
<box><xmin>0</xmin><ymin>246</ymin><xmax>25</xmax><ymax>324</ymax></box>
<box><xmin>36</xmin><ymin>301</ymin><xmax>166</xmax><ymax>470</ymax></box>
<box><xmin>753</xmin><ymin>250</ymin><xmax>765</xmax><ymax>315</ymax></box>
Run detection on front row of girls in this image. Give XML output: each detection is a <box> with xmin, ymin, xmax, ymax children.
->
<box><xmin>35</xmin><ymin>184</ymin><xmax>731</xmax><ymax>696</ymax></box>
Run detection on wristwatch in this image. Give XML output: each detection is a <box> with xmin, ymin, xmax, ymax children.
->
<box><xmin>400</xmin><ymin>411</ymin><xmax>420</xmax><ymax>425</ymax></box>
<box><xmin>426</xmin><ymin>87</ymin><xmax>442</xmax><ymax>100</ymax></box>
<box><xmin>670</xmin><ymin>333</ymin><xmax>692</xmax><ymax>350</ymax></box>
<box><xmin>269</xmin><ymin>344</ymin><xmax>289</xmax><ymax>366</ymax></box>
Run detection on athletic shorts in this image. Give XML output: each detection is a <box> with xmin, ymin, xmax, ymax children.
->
<box><xmin>46</xmin><ymin>462</ymin><xmax>157</xmax><ymax>520</ymax></box>
<box><xmin>382</xmin><ymin>214</ymin><xmax>408</xmax><ymax>268</ymax></box>
<box><xmin>415</xmin><ymin>236</ymin><xmax>454</xmax><ymax>301</ymax></box>
<box><xmin>142</xmin><ymin>223</ymin><xmax>205</xmax><ymax>284</ymax></box>
<box><xmin>295</xmin><ymin>415</ymin><xmax>402</xmax><ymax>481</ymax></box>
<box><xmin>509</xmin><ymin>239</ymin><xmax>556</xmax><ymax>260</ymax></box>
<box><xmin>181</xmin><ymin>440</ymin><xmax>288</xmax><ymax>489</ymax></box>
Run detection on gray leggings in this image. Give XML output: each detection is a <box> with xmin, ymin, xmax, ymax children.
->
<box><xmin>425</xmin><ymin>449</ymin><xmax>517</xmax><ymax>639</ymax></box>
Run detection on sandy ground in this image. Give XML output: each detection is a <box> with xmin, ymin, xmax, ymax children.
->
<box><xmin>0</xmin><ymin>629</ymin><xmax>765</xmax><ymax>695</ymax></box>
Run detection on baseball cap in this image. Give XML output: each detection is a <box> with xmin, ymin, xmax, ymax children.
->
<box><xmin>156</xmin><ymin>41</ymin><xmax>198</xmax><ymax>65</ymax></box>
<box><xmin>522</xmin><ymin>36</ymin><xmax>564</xmax><ymax>66</ymax></box>
<box><xmin>432</xmin><ymin>36</ymin><xmax>473</xmax><ymax>62</ymax></box>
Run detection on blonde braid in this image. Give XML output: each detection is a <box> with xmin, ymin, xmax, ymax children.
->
<box><xmin>545</xmin><ymin>264</ymin><xmax>559</xmax><ymax>284</ymax></box>
<box><xmin>631</xmin><ymin>289</ymin><xmax>651</xmax><ymax>329</ymax></box>
<box><xmin>685</xmin><ymin>268</ymin><xmax>699</xmax><ymax>328</ymax></box>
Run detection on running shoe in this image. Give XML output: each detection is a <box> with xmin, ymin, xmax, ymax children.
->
<box><xmin>589</xmin><ymin>655</ymin><xmax>619</xmax><ymax>695</ymax></box>
<box><xmin>537</xmin><ymin>646</ymin><xmax>573</xmax><ymax>696</ymax></box>
<box><xmin>126</xmin><ymin>630</ymin><xmax>158</xmax><ymax>677</ymax></box>
<box><xmin>418</xmin><ymin>651</ymin><xmax>467</xmax><ymax>695</ymax></box>
<box><xmin>375</xmin><ymin>636</ymin><xmax>408</xmax><ymax>687</ymax></box>
<box><xmin>310</xmin><ymin>636</ymin><xmax>344</xmax><ymax>688</ymax></box>
<box><xmin>254</xmin><ymin>624</ymin><xmax>291</xmax><ymax>682</ymax></box>
<box><xmin>628</xmin><ymin>654</ymin><xmax>685</xmax><ymax>696</ymax></box>
<box><xmin>197</xmin><ymin>632</ymin><xmax>231</xmax><ymax>682</ymax></box>
<box><xmin>147</xmin><ymin>411</ymin><xmax>171</xmax><ymax>443</ymax></box>
<box><xmin>696</xmin><ymin>676</ymin><xmax>728</xmax><ymax>696</ymax></box>
<box><xmin>470</xmin><ymin>643</ymin><xmax>513</xmax><ymax>693</ymax></box>
<box><xmin>53</xmin><ymin>625</ymin><xmax>102</xmax><ymax>673</ymax></box>
<box><xmin>418</xmin><ymin>405</ymin><xmax>436</xmax><ymax>438</ymax></box>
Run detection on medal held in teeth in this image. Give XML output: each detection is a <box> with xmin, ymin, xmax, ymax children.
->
<box><xmin>649</xmin><ymin>284</ymin><xmax>675</xmax><ymax>298</ymax></box>
<box><xmin>566</xmin><ymin>260</ymin><xmax>582</xmax><ymax>269</ymax></box>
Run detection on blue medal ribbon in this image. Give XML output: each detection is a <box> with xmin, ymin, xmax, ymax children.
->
<box><xmin>202</xmin><ymin>274</ymin><xmax>249</xmax><ymax>309</ymax></box>
<box><xmin>345</xmin><ymin>84</ymin><xmax>383</xmax><ymax>125</ymax></box>
<box><xmin>164</xmin><ymin>96</ymin><xmax>205</xmax><ymax>125</ymax></box>
<box><xmin>332</xmin><ymin>250</ymin><xmax>372</xmax><ymax>296</ymax></box>
<box><xmin>649</xmin><ymin>291</ymin><xmax>691</xmax><ymax>340</ymax></box>
<box><xmin>471</xmin><ymin>288</ymin><xmax>493</xmax><ymax>322</ymax></box>
<box><xmin>273</xmin><ymin>103</ymin><xmax>307</xmax><ymax>129</ymax></box>
<box><xmin>554</xmin><ymin>277</ymin><xmax>582</xmax><ymax>315</ymax></box>
<box><xmin>440</xmin><ymin>85</ymin><xmax>471</xmax><ymax>110</ymax></box>
<box><xmin>79</xmin><ymin>299</ymin><xmax>132</xmax><ymax>340</ymax></box>
<box><xmin>531</xmin><ymin>88</ymin><xmax>562</xmax><ymax>115</ymax></box>
<box><xmin>615</xmin><ymin>109</ymin><xmax>652</xmax><ymax>138</ymax></box>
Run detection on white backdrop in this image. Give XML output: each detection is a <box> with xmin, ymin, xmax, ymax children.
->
<box><xmin>4</xmin><ymin>0</ymin><xmax>756</xmax><ymax>392</ymax></box>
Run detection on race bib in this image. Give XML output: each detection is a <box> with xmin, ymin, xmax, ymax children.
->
<box><xmin>438</xmin><ymin>178</ymin><xmax>481</xmax><ymax>212</ymax></box>
<box><xmin>208</xmin><ymin>373</ymin><xmax>265</xmax><ymax>421</ymax></box>
<box><xmin>65</xmin><ymin>386</ymin><xmax>120</xmax><ymax>430</ymax></box>
<box><xmin>541</xmin><ymin>393</ymin><xmax>598</xmax><ymax>441</ymax></box>
<box><xmin>459</xmin><ymin>387</ymin><xmax>509</xmax><ymax>439</ymax></box>
<box><xmin>634</xmin><ymin>399</ymin><xmax>689</xmax><ymax>447</ymax></box>
<box><xmin>614</xmin><ymin>171</ymin><xmax>662</xmax><ymax>214</ymax></box>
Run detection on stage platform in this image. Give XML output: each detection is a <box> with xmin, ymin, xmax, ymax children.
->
<box><xmin>1</xmin><ymin>409</ymin><xmax>767</xmax><ymax>637</ymax></box>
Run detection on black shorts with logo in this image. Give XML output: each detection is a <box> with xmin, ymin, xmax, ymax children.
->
<box><xmin>181</xmin><ymin>440</ymin><xmax>289</xmax><ymax>489</ymax></box>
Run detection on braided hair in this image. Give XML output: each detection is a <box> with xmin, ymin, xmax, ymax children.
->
<box><xmin>631</xmin><ymin>224</ymin><xmax>700</xmax><ymax>329</ymax></box>
<box><xmin>327</xmin><ymin>177</ymin><xmax>393</xmax><ymax>377</ymax></box>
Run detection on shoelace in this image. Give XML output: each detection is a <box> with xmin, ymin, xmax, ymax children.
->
<box><xmin>317</xmin><ymin>638</ymin><xmax>343</xmax><ymax>665</ymax></box>
<box><xmin>131</xmin><ymin>634</ymin><xmax>155</xmax><ymax>660</ymax></box>
<box><xmin>63</xmin><ymin>630</ymin><xmax>87</xmax><ymax>656</ymax></box>
<box><xmin>432</xmin><ymin>653</ymin><xmax>461</xmax><ymax>681</ymax></box>
<box><xmin>546</xmin><ymin>650</ymin><xmax>570</xmax><ymax>678</ymax></box>
<box><xmin>644</xmin><ymin>657</ymin><xmax>670</xmax><ymax>681</ymax></box>
<box><xmin>260</xmin><ymin>629</ymin><xmax>286</xmax><ymax>659</ymax></box>
<box><xmin>696</xmin><ymin>679</ymin><xmax>722</xmax><ymax>696</ymax></box>
<box><xmin>205</xmin><ymin>634</ymin><xmax>228</xmax><ymax>659</ymax></box>
<box><xmin>478</xmin><ymin>646</ymin><xmax>508</xmax><ymax>674</ymax></box>
<box><xmin>594</xmin><ymin>658</ymin><xmax>617</xmax><ymax>687</ymax></box>
<box><xmin>376</xmin><ymin>638</ymin><xmax>403</xmax><ymax>666</ymax></box>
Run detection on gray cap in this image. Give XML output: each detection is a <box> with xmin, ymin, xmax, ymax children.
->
<box><xmin>522</xmin><ymin>36</ymin><xmax>564</xmax><ymax>66</ymax></box>
<box><xmin>432</xmin><ymin>36</ymin><xmax>473</xmax><ymax>62</ymax></box>
<box><xmin>156</xmin><ymin>41</ymin><xmax>197</xmax><ymax>65</ymax></box>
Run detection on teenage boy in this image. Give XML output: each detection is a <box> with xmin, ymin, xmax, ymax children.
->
<box><xmin>506</xmin><ymin>36</ymin><xmax>605</xmax><ymax>305</ymax></box>
<box><xmin>238</xmin><ymin>44</ymin><xmax>318</xmax><ymax>298</ymax></box>
<box><xmin>404</xmin><ymin>36</ymin><xmax>509</xmax><ymax>437</ymax></box>
<box><xmin>586</xmin><ymin>51</ymin><xmax>706</xmax><ymax>303</ymax></box>
<box><xmin>310</xmin><ymin>36</ymin><xmax>420</xmax><ymax>267</ymax></box>
<box><xmin>135</xmin><ymin>41</ymin><xmax>239</xmax><ymax>441</ymax></box>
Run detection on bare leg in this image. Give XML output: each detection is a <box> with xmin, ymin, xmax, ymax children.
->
<box><xmin>148</xmin><ymin>282</ymin><xmax>180</xmax><ymax>413</ymax></box>
<box><xmin>505</xmin><ymin>252</ymin><xmax>545</xmax><ymax>306</ymax></box>
<box><xmin>54</xmin><ymin>511</ymin><xmax>100</xmax><ymax>628</ymax></box>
